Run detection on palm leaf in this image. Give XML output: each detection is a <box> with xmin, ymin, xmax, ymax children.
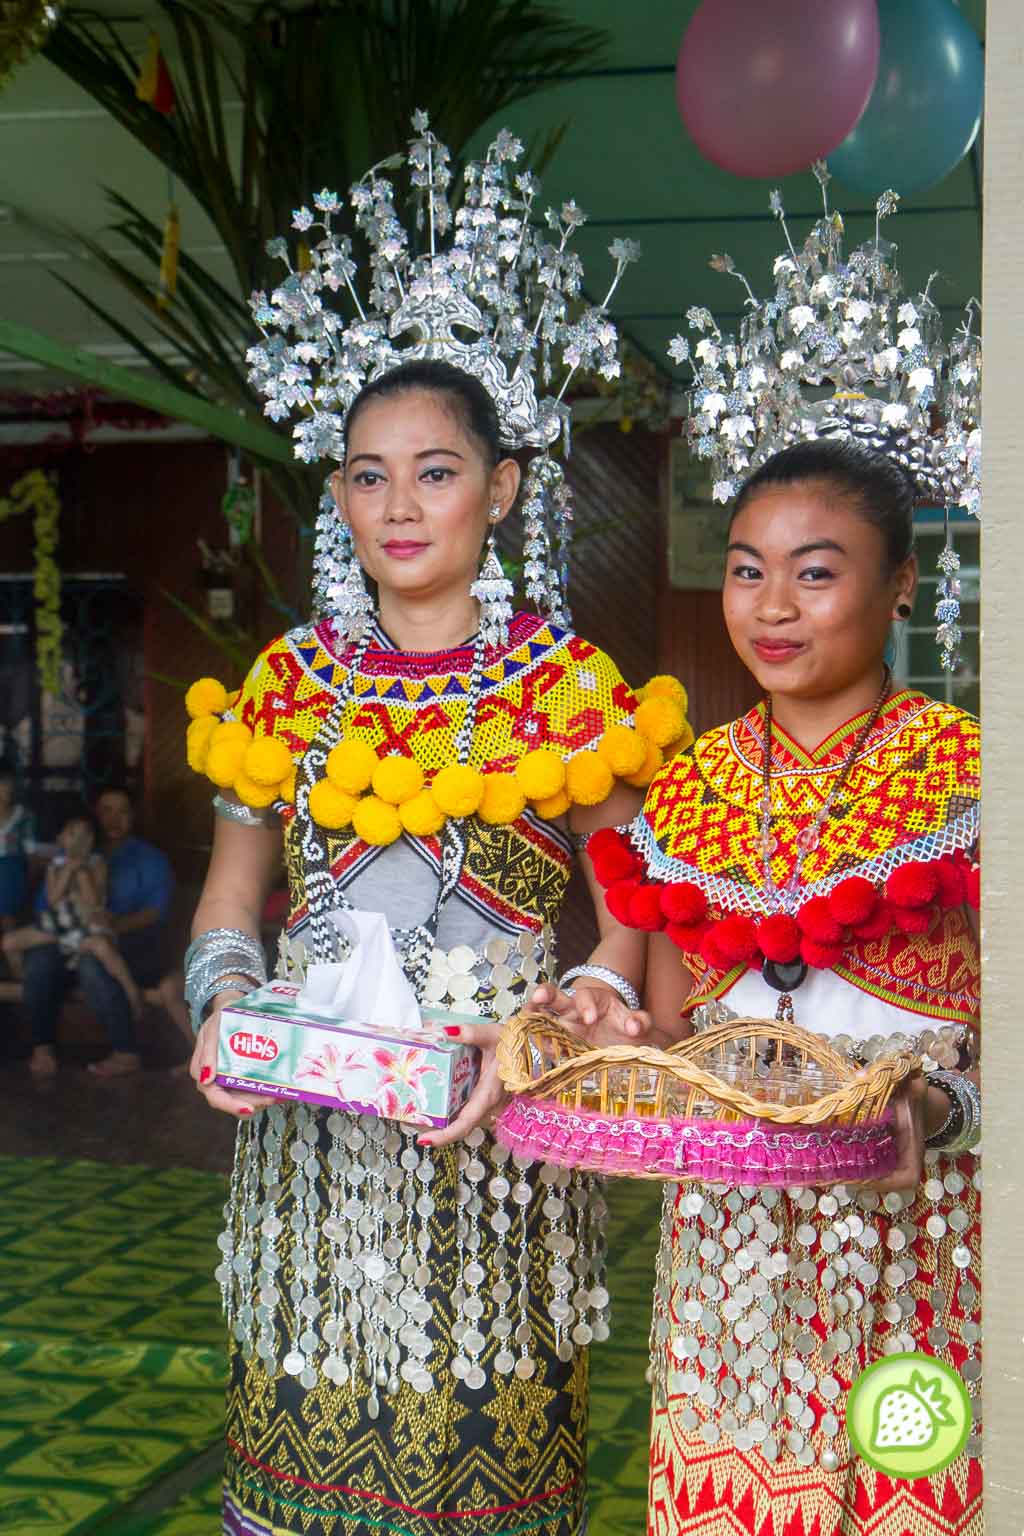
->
<box><xmin>42</xmin><ymin>0</ymin><xmax>608</xmax><ymax>613</ymax></box>
<box><xmin>50</xmin><ymin>275</ymin><xmax>201</xmax><ymax>397</ymax></box>
<box><xmin>159</xmin><ymin>587</ymin><xmax>259</xmax><ymax>675</ymax></box>
<box><xmin>103</xmin><ymin>190</ymin><xmax>251</xmax><ymax>339</ymax></box>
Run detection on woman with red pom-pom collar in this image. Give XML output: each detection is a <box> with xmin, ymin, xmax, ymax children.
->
<box><xmin>535</xmin><ymin>439</ymin><xmax>982</xmax><ymax>1536</ymax></box>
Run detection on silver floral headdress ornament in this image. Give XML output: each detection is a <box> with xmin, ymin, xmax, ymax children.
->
<box><xmin>669</xmin><ymin>165</ymin><xmax>981</xmax><ymax>670</ymax></box>
<box><xmin>247</xmin><ymin>111</ymin><xmax>639</xmax><ymax>634</ymax></box>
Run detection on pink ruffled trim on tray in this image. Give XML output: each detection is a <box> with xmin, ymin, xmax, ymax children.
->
<box><xmin>494</xmin><ymin>1099</ymin><xmax>898</xmax><ymax>1186</ymax></box>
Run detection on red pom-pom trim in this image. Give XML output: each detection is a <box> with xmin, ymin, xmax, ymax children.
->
<box><xmin>934</xmin><ymin>859</ymin><xmax>966</xmax><ymax>910</ymax></box>
<box><xmin>756</xmin><ymin>913</ymin><xmax>802</xmax><ymax>964</ymax></box>
<box><xmin>801</xmin><ymin>937</ymin><xmax>846</xmax><ymax>970</ymax></box>
<box><xmin>891</xmin><ymin>903</ymin><xmax>936</xmax><ymax>936</ymax></box>
<box><xmin>700</xmin><ymin>927</ymin><xmax>731</xmax><ymax>971</ymax></box>
<box><xmin>886</xmin><ymin>861</ymin><xmax>939</xmax><ymax>909</ymax></box>
<box><xmin>660</xmin><ymin>881</ymin><xmax>708</xmax><ymax>925</ymax></box>
<box><xmin>666</xmin><ymin>919</ymin><xmax>711</xmax><ymax>953</ymax></box>
<box><xmin>605</xmin><ymin>878</ymin><xmax>639</xmax><ymax>926</ymax></box>
<box><xmin>797</xmin><ymin>896</ymin><xmax>844</xmax><ymax>945</ymax></box>
<box><xmin>628</xmin><ymin>885</ymin><xmax>667</xmax><ymax>932</ymax></box>
<box><xmin>828</xmin><ymin>876</ymin><xmax>877</xmax><ymax>927</ymax></box>
<box><xmin>713</xmin><ymin>914</ymin><xmax>759</xmax><ymax>966</ymax></box>
<box><xmin>597</xmin><ymin>850</ymin><xmax>969</xmax><ymax>967</ymax></box>
<box><xmin>586</xmin><ymin>827</ymin><xmax>624</xmax><ymax>862</ymax></box>
<box><xmin>965</xmin><ymin>864</ymin><xmax>980</xmax><ymax>910</ymax></box>
<box><xmin>852</xmin><ymin>899</ymin><xmax>893</xmax><ymax>942</ymax></box>
<box><xmin>591</xmin><ymin>846</ymin><xmax>639</xmax><ymax>886</ymax></box>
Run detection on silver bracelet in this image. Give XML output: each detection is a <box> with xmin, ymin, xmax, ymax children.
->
<box><xmin>926</xmin><ymin>1070</ymin><xmax>981</xmax><ymax>1154</ymax></box>
<box><xmin>558</xmin><ymin>963</ymin><xmax>641</xmax><ymax>1012</ymax></box>
<box><xmin>947</xmin><ymin>1073</ymin><xmax>981</xmax><ymax>1153</ymax></box>
<box><xmin>184</xmin><ymin>928</ymin><xmax>267</xmax><ymax>1033</ymax></box>
<box><xmin>213</xmin><ymin>793</ymin><xmax>275</xmax><ymax>828</ymax></box>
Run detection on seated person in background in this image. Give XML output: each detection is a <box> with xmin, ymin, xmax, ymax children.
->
<box><xmin>0</xmin><ymin>765</ymin><xmax>35</xmax><ymax>949</ymax></box>
<box><xmin>3</xmin><ymin>814</ymin><xmax>143</xmax><ymax>1020</ymax></box>
<box><xmin>19</xmin><ymin>785</ymin><xmax>173</xmax><ymax>1079</ymax></box>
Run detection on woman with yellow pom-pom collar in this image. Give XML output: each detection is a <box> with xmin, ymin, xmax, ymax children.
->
<box><xmin>183</xmin><ymin>358</ymin><xmax>692</xmax><ymax>1536</ymax></box>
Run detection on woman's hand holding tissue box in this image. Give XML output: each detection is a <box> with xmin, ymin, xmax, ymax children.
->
<box><xmin>414</xmin><ymin>1019</ymin><xmax>508</xmax><ymax>1149</ymax></box>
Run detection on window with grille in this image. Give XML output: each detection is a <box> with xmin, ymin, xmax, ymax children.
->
<box><xmin>892</xmin><ymin>507</ymin><xmax>979</xmax><ymax>716</ymax></box>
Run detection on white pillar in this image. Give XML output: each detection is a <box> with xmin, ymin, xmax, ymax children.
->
<box><xmin>980</xmin><ymin>1</ymin><xmax>1024</xmax><ymax>1526</ymax></box>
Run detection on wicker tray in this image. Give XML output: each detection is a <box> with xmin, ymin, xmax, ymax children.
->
<box><xmin>495</xmin><ymin>1013</ymin><xmax>919</xmax><ymax>1186</ymax></box>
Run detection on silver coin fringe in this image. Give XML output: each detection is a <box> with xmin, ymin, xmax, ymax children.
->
<box><xmin>648</xmin><ymin>1149</ymin><xmax>982</xmax><ymax>1468</ymax></box>
<box><xmin>216</xmin><ymin>1103</ymin><xmax>610</xmax><ymax>1401</ymax></box>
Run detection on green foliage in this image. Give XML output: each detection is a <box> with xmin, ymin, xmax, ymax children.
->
<box><xmin>42</xmin><ymin>2</ymin><xmax>606</xmax><ymax>655</ymax></box>
<box><xmin>43</xmin><ymin>3</ymin><xmax>604</xmax><ymax>494</ymax></box>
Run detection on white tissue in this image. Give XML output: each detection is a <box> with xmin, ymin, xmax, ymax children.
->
<box><xmin>297</xmin><ymin>910</ymin><xmax>423</xmax><ymax>1034</ymax></box>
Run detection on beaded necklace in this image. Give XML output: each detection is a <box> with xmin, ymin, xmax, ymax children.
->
<box><xmin>296</xmin><ymin>624</ymin><xmax>486</xmax><ymax>1001</ymax></box>
<box><xmin>758</xmin><ymin>666</ymin><xmax>891</xmax><ymax>999</ymax></box>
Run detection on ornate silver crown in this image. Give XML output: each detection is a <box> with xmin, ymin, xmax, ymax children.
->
<box><xmin>670</xmin><ymin>166</ymin><xmax>981</xmax><ymax>514</ymax></box>
<box><xmin>246</xmin><ymin>111</ymin><xmax>640</xmax><ymax>462</ymax></box>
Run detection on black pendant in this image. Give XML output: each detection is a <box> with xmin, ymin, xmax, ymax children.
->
<box><xmin>761</xmin><ymin>955</ymin><xmax>808</xmax><ymax>993</ymax></box>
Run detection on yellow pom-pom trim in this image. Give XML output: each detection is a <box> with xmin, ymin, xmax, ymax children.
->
<box><xmin>625</xmin><ymin>738</ymin><xmax>663</xmax><ymax>789</ymax></box>
<box><xmin>234</xmin><ymin>773</ymin><xmax>279</xmax><ymax>809</ymax></box>
<box><xmin>243</xmin><ymin>736</ymin><xmax>293</xmax><ymax>787</ymax></box>
<box><xmin>187</xmin><ymin>714</ymin><xmax>218</xmax><ymax>745</ymax></box>
<box><xmin>185</xmin><ymin>677</ymin><xmax>228</xmax><ymax>720</ymax></box>
<box><xmin>515</xmin><ymin>749</ymin><xmax>566</xmax><ymax>801</ymax></box>
<box><xmin>352</xmin><ymin>795</ymin><xmax>403</xmax><ymax>846</ymax></box>
<box><xmin>308</xmin><ymin>780</ymin><xmax>358</xmax><ymax>830</ymax></box>
<box><xmin>637</xmin><ymin>673</ymin><xmax>689</xmax><ymax>715</ymax></box>
<box><xmin>634</xmin><ymin>696</ymin><xmax>685</xmax><ymax>749</ymax></box>
<box><xmin>664</xmin><ymin>721</ymin><xmax>696</xmax><ymax>760</ymax></box>
<box><xmin>566</xmin><ymin>751</ymin><xmax>615</xmax><ymax>807</ymax></box>
<box><xmin>210</xmin><ymin>719</ymin><xmax>252</xmax><ymax>748</ymax></box>
<box><xmin>186</xmin><ymin>715</ymin><xmax>218</xmax><ymax>772</ymax></box>
<box><xmin>206</xmin><ymin>738</ymin><xmax>248</xmax><ymax>789</ymax></box>
<box><xmin>479</xmin><ymin>773</ymin><xmax>527</xmax><ymax>826</ymax></box>
<box><xmin>399</xmin><ymin>790</ymin><xmax>445</xmax><ymax>837</ymax></box>
<box><xmin>432</xmin><ymin>764</ymin><xmax>485</xmax><ymax>818</ymax></box>
<box><xmin>596</xmin><ymin>724</ymin><xmax>647</xmax><ymax>778</ymax></box>
<box><xmin>278</xmin><ymin>769</ymin><xmax>297</xmax><ymax>805</ymax></box>
<box><xmin>372</xmin><ymin>756</ymin><xmax>425</xmax><ymax>806</ymax></box>
<box><xmin>326</xmin><ymin>739</ymin><xmax>377</xmax><ymax>795</ymax></box>
<box><xmin>532</xmin><ymin>789</ymin><xmax>572</xmax><ymax>820</ymax></box>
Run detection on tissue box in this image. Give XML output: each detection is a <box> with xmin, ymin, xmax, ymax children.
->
<box><xmin>216</xmin><ymin>981</ymin><xmax>481</xmax><ymax>1128</ymax></box>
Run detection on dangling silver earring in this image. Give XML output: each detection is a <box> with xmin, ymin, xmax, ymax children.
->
<box><xmin>329</xmin><ymin>561</ymin><xmax>375</xmax><ymax>642</ymax></box>
<box><xmin>520</xmin><ymin>453</ymin><xmax>572</xmax><ymax>628</ymax></box>
<box><xmin>470</xmin><ymin>503</ymin><xmax>514</xmax><ymax>648</ymax></box>
<box><xmin>312</xmin><ymin>480</ymin><xmax>376</xmax><ymax>641</ymax></box>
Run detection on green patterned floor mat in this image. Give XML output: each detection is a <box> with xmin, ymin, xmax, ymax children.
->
<box><xmin>0</xmin><ymin>1158</ymin><xmax>227</xmax><ymax>1535</ymax></box>
<box><xmin>0</xmin><ymin>1157</ymin><xmax>659</xmax><ymax>1536</ymax></box>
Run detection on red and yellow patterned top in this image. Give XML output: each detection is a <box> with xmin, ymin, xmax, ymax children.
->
<box><xmin>237</xmin><ymin>613</ymin><xmax>637</xmax><ymax>775</ymax></box>
<box><xmin>635</xmin><ymin>690</ymin><xmax>980</xmax><ymax>1024</ymax></box>
<box><xmin>227</xmin><ymin>612</ymin><xmax>657</xmax><ymax>938</ymax></box>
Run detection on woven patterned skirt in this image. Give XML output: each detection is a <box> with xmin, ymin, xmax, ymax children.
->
<box><xmin>647</xmin><ymin>1152</ymin><xmax>982</xmax><ymax>1536</ymax></box>
<box><xmin>220</xmin><ymin>1109</ymin><xmax>595</xmax><ymax>1536</ymax></box>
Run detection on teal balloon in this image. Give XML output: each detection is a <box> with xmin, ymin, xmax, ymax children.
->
<box><xmin>828</xmin><ymin>0</ymin><xmax>983</xmax><ymax>198</ymax></box>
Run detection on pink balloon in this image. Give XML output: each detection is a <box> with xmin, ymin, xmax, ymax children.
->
<box><xmin>677</xmin><ymin>0</ymin><xmax>880</xmax><ymax>179</ymax></box>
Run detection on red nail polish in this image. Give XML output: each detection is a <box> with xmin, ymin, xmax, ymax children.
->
<box><xmin>443</xmin><ymin>1026</ymin><xmax>461</xmax><ymax>1037</ymax></box>
<box><xmin>238</xmin><ymin>1107</ymin><xmax>253</xmax><ymax>1116</ymax></box>
<box><xmin>199</xmin><ymin>1066</ymin><xmax>212</xmax><ymax>1084</ymax></box>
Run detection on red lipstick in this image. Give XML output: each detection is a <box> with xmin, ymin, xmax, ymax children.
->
<box><xmin>753</xmin><ymin>638</ymin><xmax>805</xmax><ymax>663</ymax></box>
<box><xmin>381</xmin><ymin>540</ymin><xmax>429</xmax><ymax>560</ymax></box>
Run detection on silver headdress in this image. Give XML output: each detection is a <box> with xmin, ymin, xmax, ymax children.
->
<box><xmin>669</xmin><ymin>165</ymin><xmax>981</xmax><ymax>669</ymax></box>
<box><xmin>247</xmin><ymin>111</ymin><xmax>639</xmax><ymax>631</ymax></box>
<box><xmin>670</xmin><ymin>165</ymin><xmax>981</xmax><ymax>516</ymax></box>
